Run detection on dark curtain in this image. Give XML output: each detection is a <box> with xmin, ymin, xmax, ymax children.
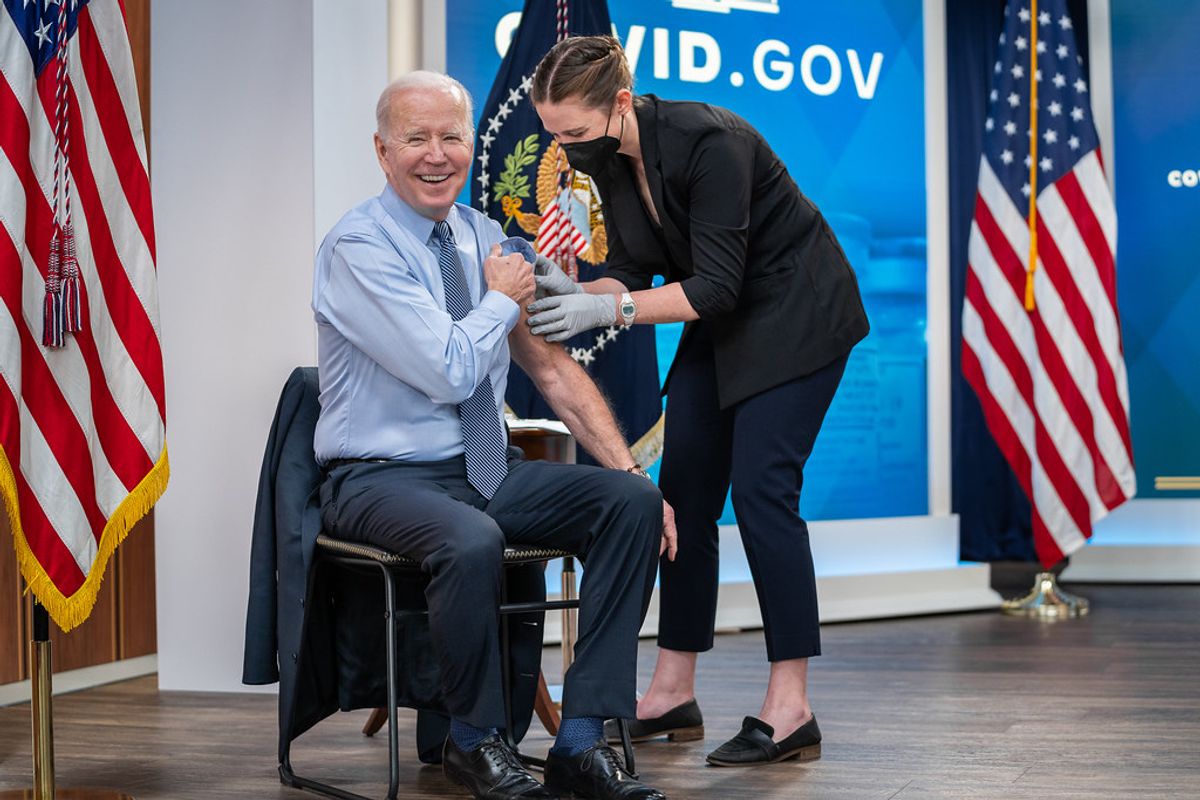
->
<box><xmin>947</xmin><ymin>0</ymin><xmax>1090</xmax><ymax>562</ymax></box>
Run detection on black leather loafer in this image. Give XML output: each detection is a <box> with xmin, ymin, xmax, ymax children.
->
<box><xmin>544</xmin><ymin>741</ymin><xmax>667</xmax><ymax>799</ymax></box>
<box><xmin>443</xmin><ymin>734</ymin><xmax>559</xmax><ymax>799</ymax></box>
<box><xmin>705</xmin><ymin>715</ymin><xmax>821</xmax><ymax>767</ymax></box>
<box><xmin>603</xmin><ymin>699</ymin><xmax>704</xmax><ymax>743</ymax></box>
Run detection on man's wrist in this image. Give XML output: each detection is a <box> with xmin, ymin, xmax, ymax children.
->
<box><xmin>624</xmin><ymin>463</ymin><xmax>651</xmax><ymax>479</ymax></box>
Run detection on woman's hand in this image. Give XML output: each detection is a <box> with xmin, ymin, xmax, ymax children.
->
<box><xmin>526</xmin><ymin>293</ymin><xmax>618</xmax><ymax>342</ymax></box>
<box><xmin>533</xmin><ymin>254</ymin><xmax>584</xmax><ymax>299</ymax></box>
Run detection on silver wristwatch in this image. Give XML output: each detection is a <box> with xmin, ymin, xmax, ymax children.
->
<box><xmin>618</xmin><ymin>292</ymin><xmax>636</xmax><ymax>327</ymax></box>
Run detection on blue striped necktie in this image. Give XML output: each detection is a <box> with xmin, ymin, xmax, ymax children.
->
<box><xmin>433</xmin><ymin>220</ymin><xmax>508</xmax><ymax>499</ymax></box>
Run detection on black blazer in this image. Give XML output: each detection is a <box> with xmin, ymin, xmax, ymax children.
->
<box><xmin>595</xmin><ymin>95</ymin><xmax>870</xmax><ymax>408</ymax></box>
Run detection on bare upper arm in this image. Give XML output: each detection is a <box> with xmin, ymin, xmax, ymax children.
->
<box><xmin>508</xmin><ymin>306</ymin><xmax>572</xmax><ymax>386</ymax></box>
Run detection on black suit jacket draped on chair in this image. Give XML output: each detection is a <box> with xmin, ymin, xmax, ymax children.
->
<box><xmin>243</xmin><ymin>367</ymin><xmax>545</xmax><ymax>764</ymax></box>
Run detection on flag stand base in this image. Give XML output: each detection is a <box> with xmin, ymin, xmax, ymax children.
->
<box><xmin>1000</xmin><ymin>571</ymin><xmax>1089</xmax><ymax>618</ymax></box>
<box><xmin>0</xmin><ymin>604</ymin><xmax>134</xmax><ymax>800</ymax></box>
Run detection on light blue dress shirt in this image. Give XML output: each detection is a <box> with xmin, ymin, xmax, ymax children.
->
<box><xmin>312</xmin><ymin>185</ymin><xmax>518</xmax><ymax>464</ymax></box>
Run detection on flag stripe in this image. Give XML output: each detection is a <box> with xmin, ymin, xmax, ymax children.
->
<box><xmin>1034</xmin><ymin>186</ymin><xmax>1134</xmax><ymax>462</ymax></box>
<box><xmin>1047</xmin><ymin>165</ymin><xmax>1132</xmax><ymax>412</ymax></box>
<box><xmin>1032</xmin><ymin>209</ymin><xmax>1135</xmax><ymax>501</ymax></box>
<box><xmin>4</xmin><ymin>35</ymin><xmax>162</xmax><ymax>466</ymax></box>
<box><xmin>0</xmin><ymin>231</ymin><xmax>107</xmax><ymax>541</ymax></box>
<box><xmin>33</xmin><ymin>67</ymin><xmax>166</xmax><ymax>421</ymax></box>
<box><xmin>962</xmin><ymin>300</ymin><xmax>1087</xmax><ymax>559</ymax></box>
<box><xmin>970</xmin><ymin>192</ymin><xmax>1101</xmax><ymax>533</ymax></box>
<box><xmin>76</xmin><ymin>7</ymin><xmax>156</xmax><ymax>260</ymax></box>
<box><xmin>1</xmin><ymin>78</ymin><xmax>156</xmax><ymax>499</ymax></box>
<box><xmin>0</xmin><ymin>381</ymin><xmax>87</xmax><ymax>594</ymax></box>
<box><xmin>1</xmin><ymin>0</ymin><xmax>168</xmax><ymax>630</ymax></box>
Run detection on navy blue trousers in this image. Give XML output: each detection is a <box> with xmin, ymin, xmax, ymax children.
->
<box><xmin>319</xmin><ymin>453</ymin><xmax>661</xmax><ymax>729</ymax></box>
<box><xmin>657</xmin><ymin>324</ymin><xmax>848</xmax><ymax>662</ymax></box>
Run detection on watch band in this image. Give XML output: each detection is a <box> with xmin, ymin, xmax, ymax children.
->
<box><xmin>619</xmin><ymin>292</ymin><xmax>637</xmax><ymax>327</ymax></box>
<box><xmin>626</xmin><ymin>463</ymin><xmax>651</xmax><ymax>479</ymax></box>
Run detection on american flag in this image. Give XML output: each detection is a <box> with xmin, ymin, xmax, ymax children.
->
<box><xmin>1</xmin><ymin>0</ymin><xmax>167</xmax><ymax>630</ymax></box>
<box><xmin>962</xmin><ymin>0</ymin><xmax>1134</xmax><ymax>567</ymax></box>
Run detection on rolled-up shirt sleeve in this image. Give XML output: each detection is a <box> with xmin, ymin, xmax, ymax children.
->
<box><xmin>679</xmin><ymin>130</ymin><xmax>755</xmax><ymax>319</ymax></box>
<box><xmin>316</xmin><ymin>232</ymin><xmax>518</xmax><ymax>405</ymax></box>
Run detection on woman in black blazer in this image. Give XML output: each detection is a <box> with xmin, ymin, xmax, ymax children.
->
<box><xmin>527</xmin><ymin>35</ymin><xmax>869</xmax><ymax>767</ymax></box>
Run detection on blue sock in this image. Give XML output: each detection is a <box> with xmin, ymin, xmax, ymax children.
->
<box><xmin>450</xmin><ymin>718</ymin><xmax>497</xmax><ymax>752</ymax></box>
<box><xmin>552</xmin><ymin>716</ymin><xmax>604</xmax><ymax>755</ymax></box>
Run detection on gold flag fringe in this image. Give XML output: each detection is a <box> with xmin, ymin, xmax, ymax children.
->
<box><xmin>631</xmin><ymin>413</ymin><xmax>665</xmax><ymax>470</ymax></box>
<box><xmin>1</xmin><ymin>443</ymin><xmax>170</xmax><ymax>632</ymax></box>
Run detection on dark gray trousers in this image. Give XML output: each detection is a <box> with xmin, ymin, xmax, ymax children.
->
<box><xmin>319</xmin><ymin>452</ymin><xmax>662</xmax><ymax>729</ymax></box>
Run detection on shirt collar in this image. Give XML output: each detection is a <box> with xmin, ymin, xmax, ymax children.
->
<box><xmin>378</xmin><ymin>183</ymin><xmax>459</xmax><ymax>245</ymax></box>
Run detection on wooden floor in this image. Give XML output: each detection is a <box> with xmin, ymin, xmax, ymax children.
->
<box><xmin>2</xmin><ymin>584</ymin><xmax>1198</xmax><ymax>799</ymax></box>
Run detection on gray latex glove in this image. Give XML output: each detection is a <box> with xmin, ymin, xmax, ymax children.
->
<box><xmin>533</xmin><ymin>254</ymin><xmax>584</xmax><ymax>299</ymax></box>
<box><xmin>526</xmin><ymin>293</ymin><xmax>617</xmax><ymax>342</ymax></box>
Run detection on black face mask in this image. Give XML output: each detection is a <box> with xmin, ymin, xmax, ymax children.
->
<box><xmin>561</xmin><ymin>108</ymin><xmax>624</xmax><ymax>176</ymax></box>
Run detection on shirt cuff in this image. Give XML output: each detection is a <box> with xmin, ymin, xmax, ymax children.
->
<box><xmin>480</xmin><ymin>289</ymin><xmax>521</xmax><ymax>331</ymax></box>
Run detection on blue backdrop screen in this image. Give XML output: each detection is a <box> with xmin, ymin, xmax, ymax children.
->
<box><xmin>1110</xmin><ymin>1</ymin><xmax>1200</xmax><ymax>497</ymax></box>
<box><xmin>447</xmin><ymin>0</ymin><xmax>930</xmax><ymax>520</ymax></box>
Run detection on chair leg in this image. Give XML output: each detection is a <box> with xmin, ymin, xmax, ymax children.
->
<box><xmin>381</xmin><ymin>565</ymin><xmax>402</xmax><ymax>800</ymax></box>
<box><xmin>533</xmin><ymin>671</ymin><xmax>560</xmax><ymax>736</ymax></box>
<box><xmin>362</xmin><ymin>707</ymin><xmax>388</xmax><ymax>737</ymax></box>
<box><xmin>499</xmin><ymin>568</ymin><xmax>516</xmax><ymax>748</ymax></box>
<box><xmin>618</xmin><ymin>717</ymin><xmax>637</xmax><ymax>778</ymax></box>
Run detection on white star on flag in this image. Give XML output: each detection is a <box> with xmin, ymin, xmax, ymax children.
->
<box><xmin>1059</xmin><ymin>15</ymin><xmax>1073</xmax><ymax>30</ymax></box>
<box><xmin>1000</xmin><ymin>149</ymin><xmax>1014</xmax><ymax>164</ymax></box>
<box><xmin>1053</xmin><ymin>73</ymin><xmax>1066</xmax><ymax>88</ymax></box>
<box><xmin>1074</xmin><ymin>78</ymin><xmax>1088</xmax><ymax>93</ymax></box>
<box><xmin>1048</xmin><ymin>101</ymin><xmax>1062</xmax><ymax>116</ymax></box>
<box><xmin>1040</xmin><ymin>156</ymin><xmax>1053</xmax><ymax>171</ymax></box>
<box><xmin>1071</xmin><ymin>107</ymin><xmax>1084</xmax><ymax>121</ymax></box>
<box><xmin>1018</xmin><ymin>7</ymin><xmax>1031</xmax><ymax>22</ymax></box>
<box><xmin>33</xmin><ymin>19</ymin><xmax>52</xmax><ymax>47</ymax></box>
<box><xmin>1044</xmin><ymin>129</ymin><xmax>1058</xmax><ymax>144</ymax></box>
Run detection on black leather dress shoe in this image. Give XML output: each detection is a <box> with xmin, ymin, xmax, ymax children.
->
<box><xmin>544</xmin><ymin>741</ymin><xmax>667</xmax><ymax>799</ymax></box>
<box><xmin>705</xmin><ymin>715</ymin><xmax>821</xmax><ymax>767</ymax></box>
<box><xmin>603</xmin><ymin>699</ymin><xmax>704</xmax><ymax>743</ymax></box>
<box><xmin>443</xmin><ymin>734</ymin><xmax>559</xmax><ymax>799</ymax></box>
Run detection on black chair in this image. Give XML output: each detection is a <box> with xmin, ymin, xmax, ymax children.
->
<box><xmin>278</xmin><ymin>534</ymin><xmax>637</xmax><ymax>800</ymax></box>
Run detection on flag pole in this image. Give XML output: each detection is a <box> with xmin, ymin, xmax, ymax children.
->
<box><xmin>0</xmin><ymin>602</ymin><xmax>135</xmax><ymax>800</ymax></box>
<box><xmin>31</xmin><ymin>601</ymin><xmax>54</xmax><ymax>800</ymax></box>
<box><xmin>1024</xmin><ymin>0</ymin><xmax>1040</xmax><ymax>311</ymax></box>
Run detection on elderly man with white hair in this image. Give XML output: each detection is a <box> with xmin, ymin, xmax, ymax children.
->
<box><xmin>311</xmin><ymin>71</ymin><xmax>674</xmax><ymax>800</ymax></box>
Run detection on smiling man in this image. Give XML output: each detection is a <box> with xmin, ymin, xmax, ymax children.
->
<box><xmin>310</xmin><ymin>72</ymin><xmax>674</xmax><ymax>800</ymax></box>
